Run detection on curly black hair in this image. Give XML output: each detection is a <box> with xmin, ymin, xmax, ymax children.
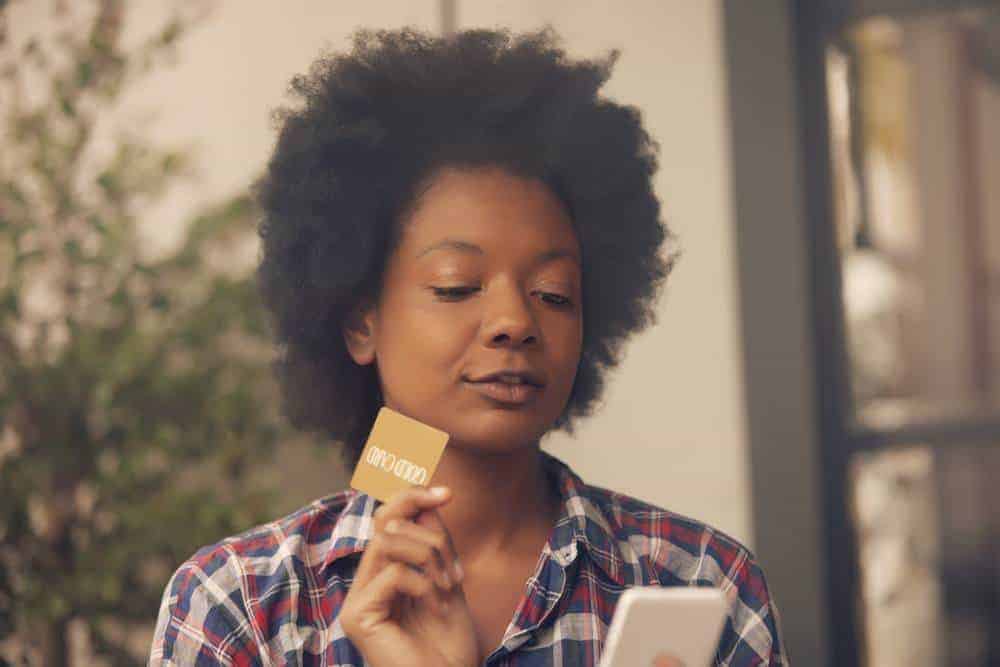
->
<box><xmin>253</xmin><ymin>25</ymin><xmax>676</xmax><ymax>468</ymax></box>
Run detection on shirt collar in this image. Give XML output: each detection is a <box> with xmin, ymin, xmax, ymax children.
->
<box><xmin>320</xmin><ymin>451</ymin><xmax>627</xmax><ymax>586</ymax></box>
<box><xmin>542</xmin><ymin>451</ymin><xmax>627</xmax><ymax>585</ymax></box>
<box><xmin>320</xmin><ymin>489</ymin><xmax>379</xmax><ymax>570</ymax></box>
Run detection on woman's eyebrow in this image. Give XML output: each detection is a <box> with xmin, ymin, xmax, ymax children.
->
<box><xmin>417</xmin><ymin>238</ymin><xmax>580</xmax><ymax>266</ymax></box>
<box><xmin>417</xmin><ymin>239</ymin><xmax>483</xmax><ymax>258</ymax></box>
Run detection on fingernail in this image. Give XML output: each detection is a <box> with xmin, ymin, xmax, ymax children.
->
<box><xmin>384</xmin><ymin>519</ymin><xmax>399</xmax><ymax>533</ymax></box>
<box><xmin>453</xmin><ymin>560</ymin><xmax>464</xmax><ymax>582</ymax></box>
<box><xmin>429</xmin><ymin>486</ymin><xmax>449</xmax><ymax>498</ymax></box>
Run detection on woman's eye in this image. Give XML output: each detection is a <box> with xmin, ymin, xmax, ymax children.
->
<box><xmin>431</xmin><ymin>286</ymin><xmax>572</xmax><ymax>307</ymax></box>
<box><xmin>539</xmin><ymin>292</ymin><xmax>572</xmax><ymax>307</ymax></box>
<box><xmin>431</xmin><ymin>286</ymin><xmax>480</xmax><ymax>300</ymax></box>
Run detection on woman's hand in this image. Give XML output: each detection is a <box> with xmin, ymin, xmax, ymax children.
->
<box><xmin>338</xmin><ymin>486</ymin><xmax>480</xmax><ymax>667</ymax></box>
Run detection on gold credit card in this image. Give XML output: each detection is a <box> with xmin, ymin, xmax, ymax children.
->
<box><xmin>349</xmin><ymin>406</ymin><xmax>450</xmax><ymax>503</ymax></box>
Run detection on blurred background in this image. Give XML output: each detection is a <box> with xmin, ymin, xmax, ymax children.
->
<box><xmin>1</xmin><ymin>0</ymin><xmax>997</xmax><ymax>665</ymax></box>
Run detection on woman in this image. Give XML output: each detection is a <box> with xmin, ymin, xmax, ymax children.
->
<box><xmin>150</xmin><ymin>25</ymin><xmax>787</xmax><ymax>666</ymax></box>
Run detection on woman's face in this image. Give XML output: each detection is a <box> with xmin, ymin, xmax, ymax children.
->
<box><xmin>344</xmin><ymin>165</ymin><xmax>583</xmax><ymax>454</ymax></box>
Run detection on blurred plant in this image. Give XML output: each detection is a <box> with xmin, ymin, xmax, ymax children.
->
<box><xmin>0</xmin><ymin>1</ymin><xmax>287</xmax><ymax>664</ymax></box>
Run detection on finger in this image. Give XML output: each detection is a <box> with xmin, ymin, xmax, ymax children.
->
<box><xmin>372</xmin><ymin>486</ymin><xmax>452</xmax><ymax>530</ymax></box>
<box><xmin>355</xmin><ymin>486</ymin><xmax>451</xmax><ymax>588</ymax></box>
<box><xmin>384</xmin><ymin>518</ymin><xmax>461</xmax><ymax>585</ymax></box>
<box><xmin>374</xmin><ymin>526</ymin><xmax>454</xmax><ymax>591</ymax></box>
<box><xmin>651</xmin><ymin>654</ymin><xmax>685</xmax><ymax>667</ymax></box>
<box><xmin>415</xmin><ymin>507</ymin><xmax>464</xmax><ymax>583</ymax></box>
<box><xmin>364</xmin><ymin>562</ymin><xmax>447</xmax><ymax>617</ymax></box>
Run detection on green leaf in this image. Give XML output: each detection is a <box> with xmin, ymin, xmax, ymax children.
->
<box><xmin>3</xmin><ymin>181</ymin><xmax>27</xmax><ymax>207</ymax></box>
<box><xmin>149</xmin><ymin>292</ymin><xmax>169</xmax><ymax>311</ymax></box>
<box><xmin>96</xmin><ymin>171</ymin><xmax>117</xmax><ymax>195</ymax></box>
<box><xmin>59</xmin><ymin>95</ymin><xmax>76</xmax><ymax>118</ymax></box>
<box><xmin>14</xmin><ymin>249</ymin><xmax>44</xmax><ymax>269</ymax></box>
<box><xmin>160</xmin><ymin>20</ymin><xmax>183</xmax><ymax>47</ymax></box>
<box><xmin>76</xmin><ymin>60</ymin><xmax>94</xmax><ymax>88</ymax></box>
<box><xmin>63</xmin><ymin>239</ymin><xmax>82</xmax><ymax>259</ymax></box>
<box><xmin>22</xmin><ymin>38</ymin><xmax>39</xmax><ymax>58</ymax></box>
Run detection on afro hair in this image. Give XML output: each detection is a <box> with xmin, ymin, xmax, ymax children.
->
<box><xmin>253</xmin><ymin>25</ymin><xmax>676</xmax><ymax>468</ymax></box>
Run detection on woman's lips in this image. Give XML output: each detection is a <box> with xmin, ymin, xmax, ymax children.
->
<box><xmin>465</xmin><ymin>380</ymin><xmax>541</xmax><ymax>405</ymax></box>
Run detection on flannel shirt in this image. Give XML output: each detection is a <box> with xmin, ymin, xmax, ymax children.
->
<box><xmin>150</xmin><ymin>451</ymin><xmax>787</xmax><ymax>666</ymax></box>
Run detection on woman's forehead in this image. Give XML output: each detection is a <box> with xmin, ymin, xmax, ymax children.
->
<box><xmin>396</xmin><ymin>166</ymin><xmax>579</xmax><ymax>257</ymax></box>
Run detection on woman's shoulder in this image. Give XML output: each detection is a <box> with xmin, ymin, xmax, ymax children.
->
<box><xmin>164</xmin><ymin>489</ymin><xmax>359</xmax><ymax>600</ymax></box>
<box><xmin>578</xmin><ymin>482</ymin><xmax>787</xmax><ymax>664</ymax></box>
<box><xmin>151</xmin><ymin>490</ymin><xmax>369</xmax><ymax>662</ymax></box>
<box><xmin>579</xmin><ymin>481</ymin><xmax>764</xmax><ymax>590</ymax></box>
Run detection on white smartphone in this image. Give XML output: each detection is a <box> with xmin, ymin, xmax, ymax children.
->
<box><xmin>598</xmin><ymin>587</ymin><xmax>728</xmax><ymax>667</ymax></box>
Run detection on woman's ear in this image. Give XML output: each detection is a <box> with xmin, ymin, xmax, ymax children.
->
<box><xmin>342</xmin><ymin>300</ymin><xmax>377</xmax><ymax>366</ymax></box>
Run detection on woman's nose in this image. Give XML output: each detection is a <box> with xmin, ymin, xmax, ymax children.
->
<box><xmin>489</xmin><ymin>326</ymin><xmax>537</xmax><ymax>347</ymax></box>
<box><xmin>481</xmin><ymin>285</ymin><xmax>539</xmax><ymax>348</ymax></box>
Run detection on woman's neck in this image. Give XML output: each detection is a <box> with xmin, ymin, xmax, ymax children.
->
<box><xmin>429</xmin><ymin>444</ymin><xmax>561</xmax><ymax>568</ymax></box>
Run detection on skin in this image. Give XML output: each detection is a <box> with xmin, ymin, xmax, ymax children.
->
<box><xmin>339</xmin><ymin>166</ymin><xmax>583</xmax><ymax>666</ymax></box>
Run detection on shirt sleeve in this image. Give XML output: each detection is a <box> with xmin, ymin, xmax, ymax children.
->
<box><xmin>714</xmin><ymin>550</ymin><xmax>789</xmax><ymax>666</ymax></box>
<box><xmin>148</xmin><ymin>548</ymin><xmax>265</xmax><ymax>667</ymax></box>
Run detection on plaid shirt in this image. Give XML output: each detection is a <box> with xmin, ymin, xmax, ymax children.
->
<box><xmin>150</xmin><ymin>452</ymin><xmax>787</xmax><ymax>666</ymax></box>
